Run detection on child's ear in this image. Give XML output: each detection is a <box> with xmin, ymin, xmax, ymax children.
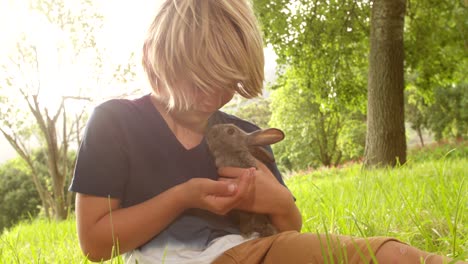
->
<box><xmin>248</xmin><ymin>146</ymin><xmax>275</xmax><ymax>164</ymax></box>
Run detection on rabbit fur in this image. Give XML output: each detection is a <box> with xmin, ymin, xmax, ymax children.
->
<box><xmin>205</xmin><ymin>123</ymin><xmax>285</xmax><ymax>237</ymax></box>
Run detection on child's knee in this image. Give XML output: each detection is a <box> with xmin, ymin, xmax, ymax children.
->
<box><xmin>375</xmin><ymin>241</ymin><xmax>427</xmax><ymax>264</ymax></box>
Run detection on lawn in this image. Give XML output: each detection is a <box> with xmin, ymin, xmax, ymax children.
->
<box><xmin>1</xmin><ymin>143</ymin><xmax>466</xmax><ymax>263</ymax></box>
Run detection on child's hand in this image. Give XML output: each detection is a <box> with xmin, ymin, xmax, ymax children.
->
<box><xmin>182</xmin><ymin>169</ymin><xmax>255</xmax><ymax>215</ymax></box>
<box><xmin>217</xmin><ymin>161</ymin><xmax>292</xmax><ymax>216</ymax></box>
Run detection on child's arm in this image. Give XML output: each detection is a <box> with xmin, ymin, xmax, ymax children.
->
<box><xmin>76</xmin><ymin>172</ymin><xmax>253</xmax><ymax>262</ymax></box>
<box><xmin>256</xmin><ymin>161</ymin><xmax>302</xmax><ymax>232</ymax></box>
<box><xmin>218</xmin><ymin>162</ymin><xmax>303</xmax><ymax>233</ymax></box>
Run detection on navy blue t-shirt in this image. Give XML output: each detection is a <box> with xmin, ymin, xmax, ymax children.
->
<box><xmin>70</xmin><ymin>94</ymin><xmax>287</xmax><ymax>250</ymax></box>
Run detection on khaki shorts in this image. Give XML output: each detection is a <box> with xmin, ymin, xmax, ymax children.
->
<box><xmin>213</xmin><ymin>231</ymin><xmax>400</xmax><ymax>264</ymax></box>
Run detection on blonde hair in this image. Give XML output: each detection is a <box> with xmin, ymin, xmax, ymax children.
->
<box><xmin>142</xmin><ymin>0</ymin><xmax>264</xmax><ymax>110</ymax></box>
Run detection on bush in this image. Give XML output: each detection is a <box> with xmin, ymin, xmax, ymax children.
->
<box><xmin>337</xmin><ymin>119</ymin><xmax>366</xmax><ymax>162</ymax></box>
<box><xmin>0</xmin><ymin>159</ymin><xmax>41</xmax><ymax>232</ymax></box>
<box><xmin>427</xmin><ymin>84</ymin><xmax>467</xmax><ymax>140</ymax></box>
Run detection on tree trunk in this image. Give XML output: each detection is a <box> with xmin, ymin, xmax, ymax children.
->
<box><xmin>28</xmin><ymin>96</ymin><xmax>70</xmax><ymax>220</ymax></box>
<box><xmin>364</xmin><ymin>0</ymin><xmax>407</xmax><ymax>167</ymax></box>
<box><xmin>416</xmin><ymin>126</ymin><xmax>425</xmax><ymax>147</ymax></box>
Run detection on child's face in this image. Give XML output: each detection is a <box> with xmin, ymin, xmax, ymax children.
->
<box><xmin>178</xmin><ymin>79</ymin><xmax>235</xmax><ymax>112</ymax></box>
<box><xmin>160</xmin><ymin>80</ymin><xmax>235</xmax><ymax>126</ymax></box>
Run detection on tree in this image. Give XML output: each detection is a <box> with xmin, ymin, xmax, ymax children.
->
<box><xmin>269</xmin><ymin>68</ymin><xmax>367</xmax><ymax>170</ymax></box>
<box><xmin>254</xmin><ymin>0</ymin><xmax>370</xmax><ymax>169</ymax></box>
<box><xmin>0</xmin><ymin>0</ymin><xmax>137</xmax><ymax>220</ymax></box>
<box><xmin>404</xmin><ymin>0</ymin><xmax>467</xmax><ymax>142</ymax></box>
<box><xmin>270</xmin><ymin>76</ymin><xmax>341</xmax><ymax>169</ymax></box>
<box><xmin>364</xmin><ymin>0</ymin><xmax>407</xmax><ymax>167</ymax></box>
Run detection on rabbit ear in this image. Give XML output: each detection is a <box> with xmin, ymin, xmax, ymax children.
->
<box><xmin>248</xmin><ymin>146</ymin><xmax>275</xmax><ymax>164</ymax></box>
<box><xmin>247</xmin><ymin>128</ymin><xmax>285</xmax><ymax>146</ymax></box>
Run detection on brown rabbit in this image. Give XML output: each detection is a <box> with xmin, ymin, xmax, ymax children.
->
<box><xmin>205</xmin><ymin>123</ymin><xmax>285</xmax><ymax>237</ymax></box>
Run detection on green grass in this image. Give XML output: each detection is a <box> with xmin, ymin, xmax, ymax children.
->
<box><xmin>1</xmin><ymin>145</ymin><xmax>466</xmax><ymax>263</ymax></box>
<box><xmin>289</xmin><ymin>148</ymin><xmax>467</xmax><ymax>261</ymax></box>
<box><xmin>407</xmin><ymin>140</ymin><xmax>467</xmax><ymax>163</ymax></box>
<box><xmin>0</xmin><ymin>218</ymin><xmax>124</xmax><ymax>264</ymax></box>
<box><xmin>0</xmin><ymin>218</ymin><xmax>89</xmax><ymax>263</ymax></box>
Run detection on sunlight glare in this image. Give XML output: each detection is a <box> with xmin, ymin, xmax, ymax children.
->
<box><xmin>1</xmin><ymin>0</ymin><xmax>162</xmax><ymax>115</ymax></box>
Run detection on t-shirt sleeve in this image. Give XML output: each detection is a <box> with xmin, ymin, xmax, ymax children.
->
<box><xmin>69</xmin><ymin>105</ymin><xmax>128</xmax><ymax>199</ymax></box>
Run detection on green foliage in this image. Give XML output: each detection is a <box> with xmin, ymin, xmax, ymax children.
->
<box><xmin>405</xmin><ymin>83</ymin><xmax>467</xmax><ymax>144</ymax></box>
<box><xmin>404</xmin><ymin>0</ymin><xmax>467</xmax><ymax>141</ymax></box>
<box><xmin>405</xmin><ymin>84</ymin><xmax>428</xmax><ymax>139</ymax></box>
<box><xmin>255</xmin><ymin>0</ymin><xmax>466</xmax><ymax>170</ymax></box>
<box><xmin>254</xmin><ymin>0</ymin><xmax>370</xmax><ymax>171</ymax></box>
<box><xmin>223</xmin><ymin>96</ymin><xmax>272</xmax><ymax>129</ymax></box>
<box><xmin>255</xmin><ymin>0</ymin><xmax>370</xmax><ymax>69</ymax></box>
<box><xmin>254</xmin><ymin>0</ymin><xmax>370</xmax><ymax>110</ymax></box>
<box><xmin>406</xmin><ymin>83</ymin><xmax>468</xmax><ymax>142</ymax></box>
<box><xmin>0</xmin><ymin>159</ymin><xmax>41</xmax><ymax>232</ymax></box>
<box><xmin>426</xmin><ymin>84</ymin><xmax>468</xmax><ymax>140</ymax></box>
<box><xmin>405</xmin><ymin>0</ymin><xmax>466</xmax><ymax>90</ymax></box>
<box><xmin>337</xmin><ymin>118</ymin><xmax>366</xmax><ymax>161</ymax></box>
<box><xmin>269</xmin><ymin>67</ymin><xmax>367</xmax><ymax>171</ymax></box>
<box><xmin>269</xmin><ymin>74</ymin><xmax>322</xmax><ymax>171</ymax></box>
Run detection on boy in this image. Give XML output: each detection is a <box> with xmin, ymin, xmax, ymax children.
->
<box><xmin>71</xmin><ymin>1</ymin><xmax>462</xmax><ymax>263</ymax></box>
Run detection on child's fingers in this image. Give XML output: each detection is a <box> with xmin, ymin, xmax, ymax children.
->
<box><xmin>233</xmin><ymin>168</ymin><xmax>254</xmax><ymax>198</ymax></box>
<box><xmin>208</xmin><ymin>180</ymin><xmax>238</xmax><ymax>197</ymax></box>
<box><xmin>205</xmin><ymin>169</ymin><xmax>253</xmax><ymax>214</ymax></box>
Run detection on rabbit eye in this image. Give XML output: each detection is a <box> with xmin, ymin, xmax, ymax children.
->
<box><xmin>227</xmin><ymin>128</ymin><xmax>235</xmax><ymax>135</ymax></box>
